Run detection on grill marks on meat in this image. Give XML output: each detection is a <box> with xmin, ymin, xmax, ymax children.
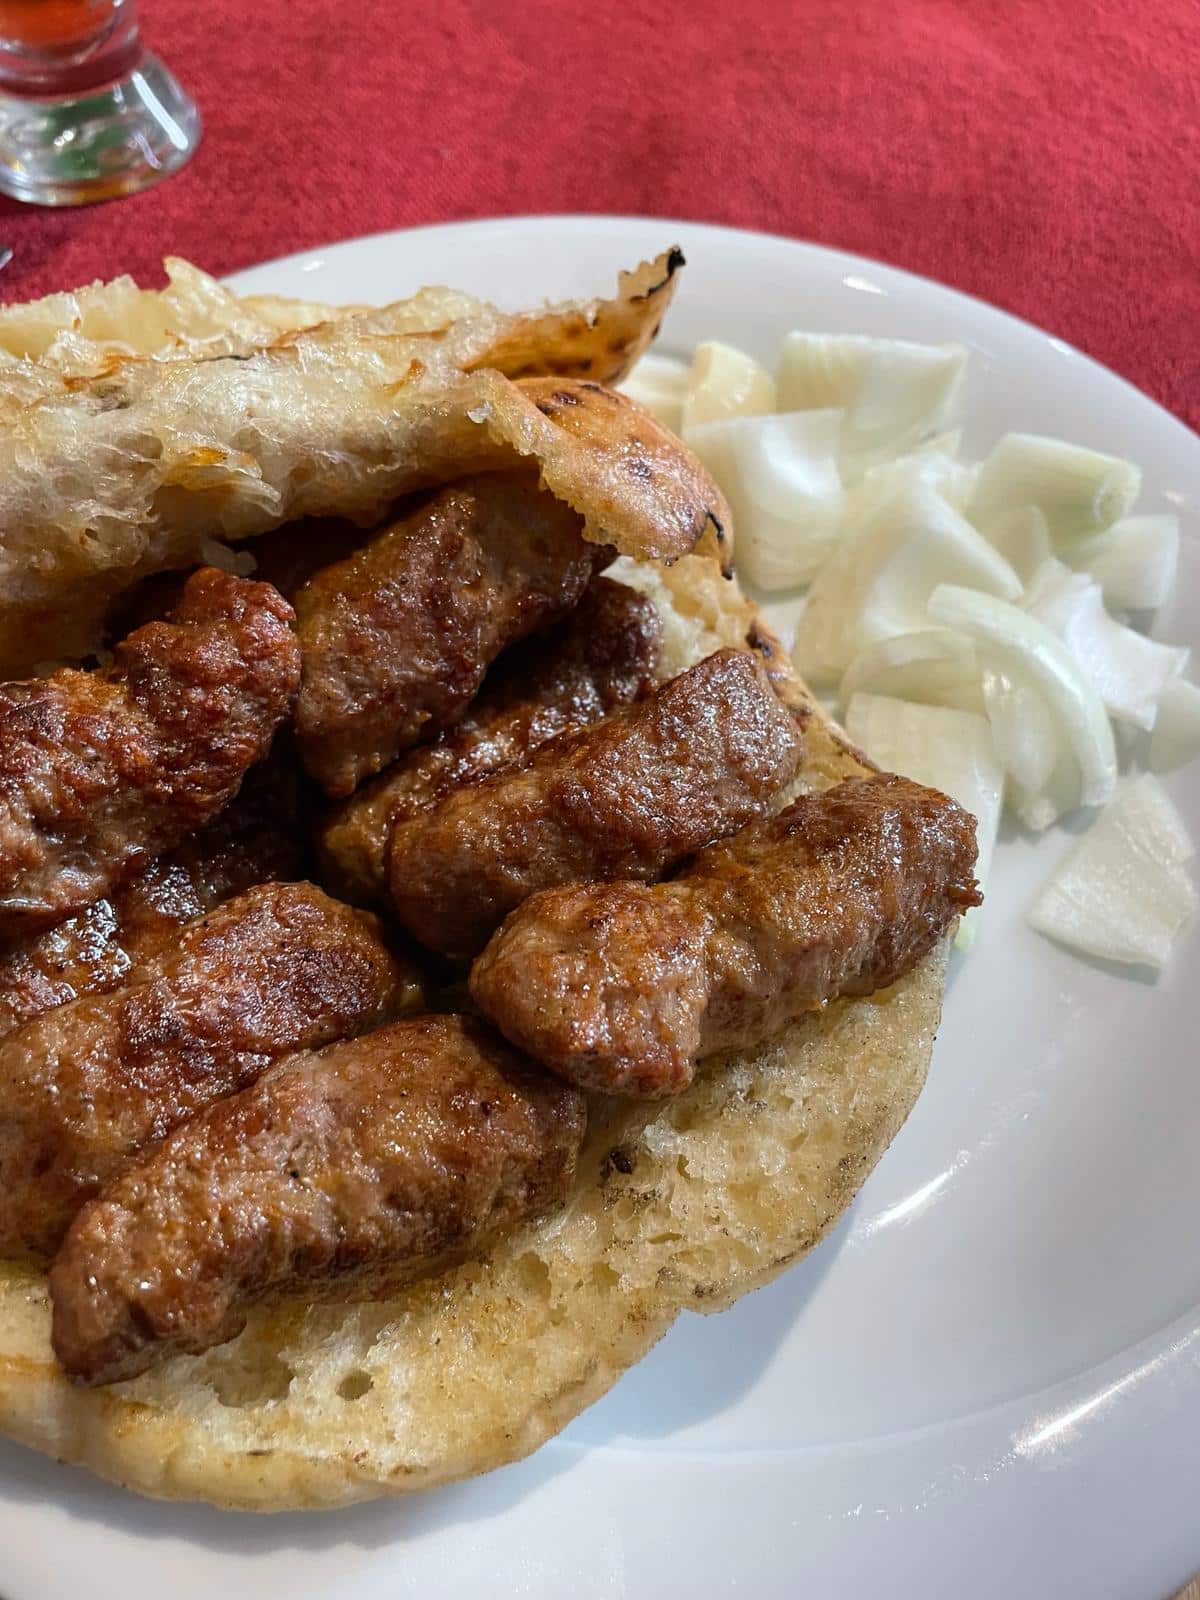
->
<box><xmin>0</xmin><ymin>756</ymin><xmax>313</xmax><ymax>1040</ymax></box>
<box><xmin>0</xmin><ymin>882</ymin><xmax>423</xmax><ymax>1255</ymax></box>
<box><xmin>387</xmin><ymin>649</ymin><xmax>804</xmax><ymax>960</ymax></box>
<box><xmin>0</xmin><ymin>569</ymin><xmax>300</xmax><ymax>937</ymax></box>
<box><xmin>293</xmin><ymin>472</ymin><xmax>611</xmax><ymax>797</ymax></box>
<box><xmin>50</xmin><ymin>1015</ymin><xmax>587</xmax><ymax>1386</ymax></box>
<box><xmin>319</xmin><ymin>578</ymin><xmax>663</xmax><ymax>906</ymax></box>
<box><xmin>471</xmin><ymin>775</ymin><xmax>982</xmax><ymax>1097</ymax></box>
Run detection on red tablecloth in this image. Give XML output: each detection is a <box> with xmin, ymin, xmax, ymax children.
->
<box><xmin>1</xmin><ymin>0</ymin><xmax>1196</xmax><ymax>427</ymax></box>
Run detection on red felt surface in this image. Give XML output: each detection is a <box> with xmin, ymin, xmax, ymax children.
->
<box><xmin>0</xmin><ymin>0</ymin><xmax>1196</xmax><ymax>426</ymax></box>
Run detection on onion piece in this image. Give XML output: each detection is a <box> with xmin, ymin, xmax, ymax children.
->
<box><xmin>616</xmin><ymin>351</ymin><xmax>689</xmax><ymax>432</ymax></box>
<box><xmin>839</xmin><ymin>629</ymin><xmax>984</xmax><ymax>714</ymax></box>
<box><xmin>1150</xmin><ymin>676</ymin><xmax>1200</xmax><ymax>774</ymax></box>
<box><xmin>844</xmin><ymin>691</ymin><xmax>1002</xmax><ymax>946</ymax></box>
<box><xmin>680</xmin><ymin>340</ymin><xmax>775</xmax><ymax>432</ymax></box>
<box><xmin>775</xmin><ymin>332</ymin><xmax>968</xmax><ymax>480</ymax></box>
<box><xmin>980</xmin><ymin>505</ymin><xmax>1053</xmax><ymax>587</ymax></box>
<box><xmin>981</xmin><ymin>667</ymin><xmax>1059</xmax><ymax>795</ymax></box>
<box><xmin>928</xmin><ymin>583</ymin><xmax>1117</xmax><ymax>824</ymax></box>
<box><xmin>917</xmin><ymin>428</ymin><xmax>963</xmax><ymax>458</ymax></box>
<box><xmin>1065</xmin><ymin>513</ymin><xmax>1180</xmax><ymax>612</ymax></box>
<box><xmin>850</xmin><ymin>446</ymin><xmax>977</xmax><ymax>521</ymax></box>
<box><xmin>686</xmin><ymin>410</ymin><xmax>843</xmax><ymax>591</ymax></box>
<box><xmin>1023</xmin><ymin>559</ymin><xmax>1189</xmax><ymax>729</ymax></box>
<box><xmin>1028</xmin><ymin>776</ymin><xmax>1196</xmax><ymax>969</ymax></box>
<box><xmin>967</xmin><ymin>432</ymin><xmax>1141</xmax><ymax>541</ymax></box>
<box><xmin>795</xmin><ymin>482</ymin><xmax>1021</xmax><ymax>684</ymax></box>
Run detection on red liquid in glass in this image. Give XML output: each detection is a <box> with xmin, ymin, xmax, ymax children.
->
<box><xmin>0</xmin><ymin>0</ymin><xmax>112</xmax><ymax>50</ymax></box>
<box><xmin>0</xmin><ymin>0</ymin><xmax>141</xmax><ymax>94</ymax></box>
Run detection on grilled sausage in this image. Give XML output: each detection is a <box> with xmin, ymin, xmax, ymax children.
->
<box><xmin>293</xmin><ymin>472</ymin><xmax>611</xmax><ymax>796</ymax></box>
<box><xmin>319</xmin><ymin>577</ymin><xmax>661</xmax><ymax>905</ymax></box>
<box><xmin>388</xmin><ymin>649</ymin><xmax>804</xmax><ymax>959</ymax></box>
<box><xmin>0</xmin><ymin>569</ymin><xmax>299</xmax><ymax>936</ymax></box>
<box><xmin>0</xmin><ymin>882</ymin><xmax>422</xmax><ymax>1255</ymax></box>
<box><xmin>0</xmin><ymin>753</ymin><xmax>313</xmax><ymax>1040</ymax></box>
<box><xmin>471</xmin><ymin>775</ymin><xmax>981</xmax><ymax>1097</ymax></box>
<box><xmin>50</xmin><ymin>1015</ymin><xmax>586</xmax><ymax>1385</ymax></box>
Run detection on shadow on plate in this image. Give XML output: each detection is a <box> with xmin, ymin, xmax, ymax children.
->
<box><xmin>0</xmin><ymin>1209</ymin><xmax>854</xmax><ymax>1560</ymax></box>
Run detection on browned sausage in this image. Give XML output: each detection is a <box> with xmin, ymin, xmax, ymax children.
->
<box><xmin>293</xmin><ymin>472</ymin><xmax>611</xmax><ymax>796</ymax></box>
<box><xmin>471</xmin><ymin>775</ymin><xmax>981</xmax><ymax>1097</ymax></box>
<box><xmin>318</xmin><ymin>577</ymin><xmax>662</xmax><ymax>905</ymax></box>
<box><xmin>388</xmin><ymin>649</ymin><xmax>804</xmax><ymax>959</ymax></box>
<box><xmin>0</xmin><ymin>752</ymin><xmax>313</xmax><ymax>1040</ymax></box>
<box><xmin>0</xmin><ymin>569</ymin><xmax>299</xmax><ymax>936</ymax></box>
<box><xmin>0</xmin><ymin>882</ymin><xmax>422</xmax><ymax>1255</ymax></box>
<box><xmin>50</xmin><ymin>1015</ymin><xmax>586</xmax><ymax>1386</ymax></box>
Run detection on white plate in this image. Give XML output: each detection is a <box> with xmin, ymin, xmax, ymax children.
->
<box><xmin>2</xmin><ymin>217</ymin><xmax>1198</xmax><ymax>1600</ymax></box>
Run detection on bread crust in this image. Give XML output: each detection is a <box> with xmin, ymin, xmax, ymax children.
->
<box><xmin>0</xmin><ymin>252</ymin><xmax>692</xmax><ymax>675</ymax></box>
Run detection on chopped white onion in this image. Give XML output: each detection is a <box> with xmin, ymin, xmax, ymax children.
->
<box><xmin>980</xmin><ymin>505</ymin><xmax>1052</xmax><ymax>587</ymax></box>
<box><xmin>616</xmin><ymin>351</ymin><xmax>689</xmax><ymax>432</ymax></box>
<box><xmin>928</xmin><ymin>583</ymin><xmax>1117</xmax><ymax>825</ymax></box>
<box><xmin>775</xmin><ymin>332</ymin><xmax>968</xmax><ymax>480</ymax></box>
<box><xmin>981</xmin><ymin>667</ymin><xmax>1059</xmax><ymax>795</ymax></box>
<box><xmin>1065</xmin><ymin>513</ymin><xmax>1180</xmax><ymax>612</ymax></box>
<box><xmin>851</xmin><ymin>446</ymin><xmax>978</xmax><ymax>520</ymax></box>
<box><xmin>840</xmin><ymin>629</ymin><xmax>984</xmax><ymax>714</ymax></box>
<box><xmin>1028</xmin><ymin>776</ymin><xmax>1196</xmax><ymax>968</ymax></box>
<box><xmin>1023</xmin><ymin>559</ymin><xmax>1188</xmax><ymax>730</ymax></box>
<box><xmin>1150</xmin><ymin>676</ymin><xmax>1200</xmax><ymax>774</ymax></box>
<box><xmin>667</xmin><ymin>314</ymin><xmax>1195</xmax><ymax>981</ymax></box>
<box><xmin>916</xmin><ymin>428</ymin><xmax>963</xmax><ymax>458</ymax></box>
<box><xmin>680</xmin><ymin>340</ymin><xmax>775</xmax><ymax>432</ymax></box>
<box><xmin>686</xmin><ymin>410</ymin><xmax>844</xmax><ymax>591</ymax></box>
<box><xmin>968</xmin><ymin>432</ymin><xmax>1141</xmax><ymax>541</ymax></box>
<box><xmin>844</xmin><ymin>691</ymin><xmax>1002</xmax><ymax>945</ymax></box>
<box><xmin>795</xmin><ymin>481</ymin><xmax>1021</xmax><ymax>684</ymax></box>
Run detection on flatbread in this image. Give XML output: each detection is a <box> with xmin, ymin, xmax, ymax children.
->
<box><xmin>0</xmin><ymin>553</ymin><xmax>948</xmax><ymax>1510</ymax></box>
<box><xmin>0</xmin><ymin>255</ymin><xmax>367</xmax><ymax>374</ymax></box>
<box><xmin>0</xmin><ymin>252</ymin><xmax>698</xmax><ymax>673</ymax></box>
